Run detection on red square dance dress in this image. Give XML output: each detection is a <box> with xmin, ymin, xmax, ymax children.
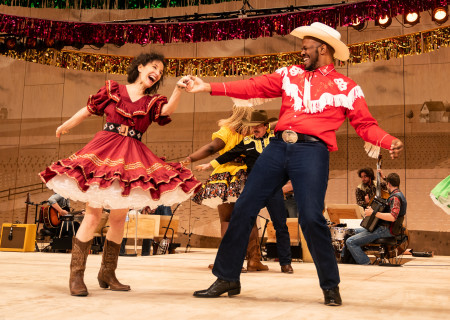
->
<box><xmin>39</xmin><ymin>80</ymin><xmax>201</xmax><ymax>209</ymax></box>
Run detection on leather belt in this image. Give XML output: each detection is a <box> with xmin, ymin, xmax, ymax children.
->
<box><xmin>275</xmin><ymin>130</ymin><xmax>321</xmax><ymax>144</ymax></box>
<box><xmin>103</xmin><ymin>122</ymin><xmax>143</xmax><ymax>141</ymax></box>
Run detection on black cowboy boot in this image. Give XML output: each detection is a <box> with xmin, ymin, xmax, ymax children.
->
<box><xmin>323</xmin><ymin>286</ymin><xmax>342</xmax><ymax>306</ymax></box>
<box><xmin>193</xmin><ymin>279</ymin><xmax>241</xmax><ymax>298</ymax></box>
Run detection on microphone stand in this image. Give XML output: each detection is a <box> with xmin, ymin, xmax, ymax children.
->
<box><xmin>183</xmin><ymin>217</ymin><xmax>198</xmax><ymax>253</ymax></box>
<box><xmin>24</xmin><ymin>199</ymin><xmax>47</xmax><ymax>252</ymax></box>
<box><xmin>258</xmin><ymin>214</ymin><xmax>270</xmax><ymax>261</ymax></box>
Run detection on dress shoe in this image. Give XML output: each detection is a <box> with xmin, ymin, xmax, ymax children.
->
<box><xmin>281</xmin><ymin>264</ymin><xmax>294</xmax><ymax>274</ymax></box>
<box><xmin>193</xmin><ymin>279</ymin><xmax>241</xmax><ymax>298</ymax></box>
<box><xmin>323</xmin><ymin>287</ymin><xmax>342</xmax><ymax>306</ymax></box>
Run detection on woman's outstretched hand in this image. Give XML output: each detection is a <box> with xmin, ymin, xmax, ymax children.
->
<box><xmin>56</xmin><ymin>125</ymin><xmax>69</xmax><ymax>138</ymax></box>
<box><xmin>195</xmin><ymin>163</ymin><xmax>212</xmax><ymax>171</ymax></box>
<box><xmin>179</xmin><ymin>76</ymin><xmax>211</xmax><ymax>93</ymax></box>
<box><xmin>180</xmin><ymin>156</ymin><xmax>191</xmax><ymax>167</ymax></box>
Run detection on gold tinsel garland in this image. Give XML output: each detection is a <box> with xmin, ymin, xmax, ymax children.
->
<box><xmin>1</xmin><ymin>26</ymin><xmax>449</xmax><ymax>77</ymax></box>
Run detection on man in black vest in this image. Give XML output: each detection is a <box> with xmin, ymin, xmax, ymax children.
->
<box><xmin>195</xmin><ymin>110</ymin><xmax>294</xmax><ymax>274</ymax></box>
<box><xmin>345</xmin><ymin>173</ymin><xmax>407</xmax><ymax>265</ymax></box>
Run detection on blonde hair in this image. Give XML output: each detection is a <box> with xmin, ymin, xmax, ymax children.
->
<box><xmin>218</xmin><ymin>105</ymin><xmax>254</xmax><ymax>136</ymax></box>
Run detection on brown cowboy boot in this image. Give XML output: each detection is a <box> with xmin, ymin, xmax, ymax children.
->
<box><xmin>98</xmin><ymin>239</ymin><xmax>131</xmax><ymax>291</ymax></box>
<box><xmin>70</xmin><ymin>237</ymin><xmax>93</xmax><ymax>296</ymax></box>
<box><xmin>246</xmin><ymin>225</ymin><xmax>269</xmax><ymax>272</ymax></box>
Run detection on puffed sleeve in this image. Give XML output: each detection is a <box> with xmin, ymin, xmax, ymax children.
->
<box><xmin>211</xmin><ymin>126</ymin><xmax>230</xmax><ymax>143</ymax></box>
<box><xmin>149</xmin><ymin>95</ymin><xmax>171</xmax><ymax>126</ymax></box>
<box><xmin>86</xmin><ymin>81</ymin><xmax>119</xmax><ymax>116</ymax></box>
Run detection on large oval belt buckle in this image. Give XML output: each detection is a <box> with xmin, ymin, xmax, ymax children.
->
<box><xmin>281</xmin><ymin>130</ymin><xmax>298</xmax><ymax>144</ymax></box>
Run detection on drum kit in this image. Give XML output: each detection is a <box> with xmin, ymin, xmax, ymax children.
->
<box><xmin>328</xmin><ymin>222</ymin><xmax>356</xmax><ymax>262</ymax></box>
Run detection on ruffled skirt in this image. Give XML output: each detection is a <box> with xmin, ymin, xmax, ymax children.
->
<box><xmin>192</xmin><ymin>162</ymin><xmax>247</xmax><ymax>209</ymax></box>
<box><xmin>39</xmin><ymin>131</ymin><xmax>201</xmax><ymax>209</ymax></box>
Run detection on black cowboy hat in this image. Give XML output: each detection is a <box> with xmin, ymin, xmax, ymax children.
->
<box><xmin>242</xmin><ymin>110</ymin><xmax>278</xmax><ymax>127</ymax></box>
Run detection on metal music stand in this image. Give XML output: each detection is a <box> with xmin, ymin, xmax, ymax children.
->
<box><xmin>326</xmin><ymin>204</ymin><xmax>364</xmax><ymax>225</ymax></box>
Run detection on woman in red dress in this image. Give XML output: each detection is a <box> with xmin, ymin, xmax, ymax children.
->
<box><xmin>40</xmin><ymin>53</ymin><xmax>201</xmax><ymax>296</ymax></box>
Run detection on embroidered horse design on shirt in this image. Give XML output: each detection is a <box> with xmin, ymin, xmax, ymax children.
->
<box><xmin>276</xmin><ymin>66</ymin><xmax>364</xmax><ymax>114</ymax></box>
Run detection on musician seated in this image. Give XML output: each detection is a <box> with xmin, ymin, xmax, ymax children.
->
<box><xmin>355</xmin><ymin>167</ymin><xmax>388</xmax><ymax>210</ymax></box>
<box><xmin>40</xmin><ymin>193</ymin><xmax>81</xmax><ymax>238</ymax></box>
<box><xmin>345</xmin><ymin>173</ymin><xmax>407</xmax><ymax>265</ymax></box>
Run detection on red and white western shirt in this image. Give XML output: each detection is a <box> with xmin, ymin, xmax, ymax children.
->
<box><xmin>210</xmin><ymin>64</ymin><xmax>396</xmax><ymax>152</ymax></box>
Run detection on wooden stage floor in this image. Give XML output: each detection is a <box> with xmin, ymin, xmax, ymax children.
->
<box><xmin>0</xmin><ymin>248</ymin><xmax>449</xmax><ymax>320</ymax></box>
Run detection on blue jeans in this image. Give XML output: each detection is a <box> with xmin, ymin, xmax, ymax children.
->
<box><xmin>345</xmin><ymin>226</ymin><xmax>393</xmax><ymax>264</ymax></box>
<box><xmin>284</xmin><ymin>196</ymin><xmax>299</xmax><ymax>218</ymax></box>
<box><xmin>265</xmin><ymin>189</ymin><xmax>292</xmax><ymax>265</ymax></box>
<box><xmin>212</xmin><ymin>138</ymin><xmax>340</xmax><ymax>289</ymax></box>
<box><xmin>154</xmin><ymin>206</ymin><xmax>172</xmax><ymax>216</ymax></box>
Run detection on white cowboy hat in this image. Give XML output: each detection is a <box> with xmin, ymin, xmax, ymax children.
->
<box><xmin>290</xmin><ymin>22</ymin><xmax>350</xmax><ymax>61</ymax></box>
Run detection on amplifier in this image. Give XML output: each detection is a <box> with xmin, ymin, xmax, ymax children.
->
<box><xmin>0</xmin><ymin>223</ymin><xmax>37</xmax><ymax>252</ymax></box>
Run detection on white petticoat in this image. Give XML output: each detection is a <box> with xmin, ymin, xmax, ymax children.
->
<box><xmin>200</xmin><ymin>196</ymin><xmax>239</xmax><ymax>209</ymax></box>
<box><xmin>46</xmin><ymin>175</ymin><xmax>194</xmax><ymax>209</ymax></box>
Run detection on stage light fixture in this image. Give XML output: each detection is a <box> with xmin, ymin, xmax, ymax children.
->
<box><xmin>351</xmin><ymin>18</ymin><xmax>366</xmax><ymax>31</ymax></box>
<box><xmin>5</xmin><ymin>37</ymin><xmax>16</xmax><ymax>50</ymax></box>
<box><xmin>432</xmin><ymin>6</ymin><xmax>448</xmax><ymax>24</ymax></box>
<box><xmin>375</xmin><ymin>15</ymin><xmax>392</xmax><ymax>28</ymax></box>
<box><xmin>44</xmin><ymin>38</ymin><xmax>55</xmax><ymax>48</ymax></box>
<box><xmin>25</xmin><ymin>37</ymin><xmax>37</xmax><ymax>49</ymax></box>
<box><xmin>404</xmin><ymin>11</ymin><xmax>420</xmax><ymax>26</ymax></box>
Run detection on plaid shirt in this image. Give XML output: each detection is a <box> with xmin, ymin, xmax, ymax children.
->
<box><xmin>388</xmin><ymin>189</ymin><xmax>402</xmax><ymax>220</ymax></box>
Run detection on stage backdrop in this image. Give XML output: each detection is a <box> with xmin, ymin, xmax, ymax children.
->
<box><xmin>0</xmin><ymin>1</ymin><xmax>449</xmax><ymax>253</ymax></box>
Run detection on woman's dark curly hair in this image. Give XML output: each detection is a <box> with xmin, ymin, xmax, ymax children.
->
<box><xmin>127</xmin><ymin>53</ymin><xmax>166</xmax><ymax>95</ymax></box>
<box><xmin>357</xmin><ymin>167</ymin><xmax>375</xmax><ymax>181</ymax></box>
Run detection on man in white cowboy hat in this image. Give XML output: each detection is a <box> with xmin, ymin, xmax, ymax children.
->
<box><xmin>181</xmin><ymin>22</ymin><xmax>404</xmax><ymax>306</ymax></box>
<box><xmin>195</xmin><ymin>110</ymin><xmax>294</xmax><ymax>274</ymax></box>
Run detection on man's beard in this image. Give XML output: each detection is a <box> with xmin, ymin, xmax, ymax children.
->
<box><xmin>305</xmin><ymin>50</ymin><xmax>319</xmax><ymax>71</ymax></box>
<box><xmin>305</xmin><ymin>57</ymin><xmax>319</xmax><ymax>71</ymax></box>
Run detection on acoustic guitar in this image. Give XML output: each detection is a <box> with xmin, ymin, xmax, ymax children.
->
<box><xmin>360</xmin><ymin>155</ymin><xmax>389</xmax><ymax>232</ymax></box>
<box><xmin>42</xmin><ymin>205</ymin><xmax>83</xmax><ymax>228</ymax></box>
